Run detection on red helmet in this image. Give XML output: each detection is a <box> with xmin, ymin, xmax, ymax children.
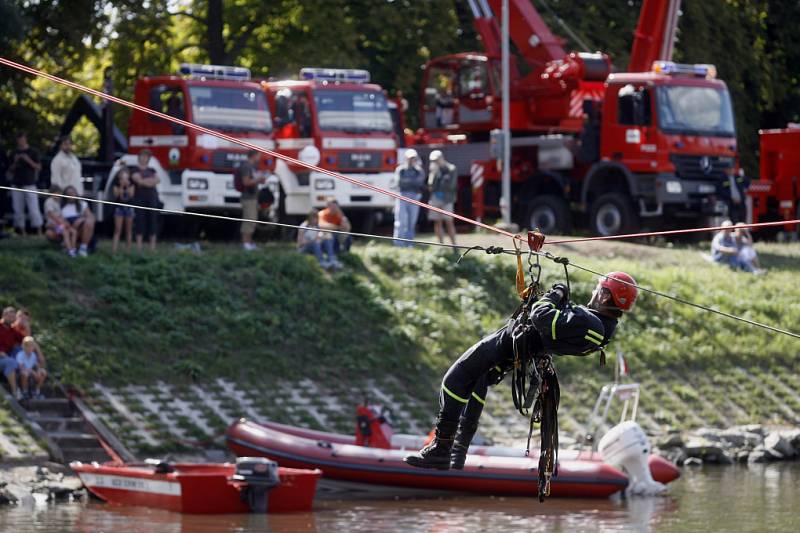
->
<box><xmin>598</xmin><ymin>271</ymin><xmax>638</xmax><ymax>311</ymax></box>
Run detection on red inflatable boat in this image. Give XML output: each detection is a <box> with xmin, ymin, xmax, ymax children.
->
<box><xmin>71</xmin><ymin>459</ymin><xmax>320</xmax><ymax>514</ymax></box>
<box><xmin>226</xmin><ymin>418</ymin><xmax>631</xmax><ymax>498</ymax></box>
<box><xmin>250</xmin><ymin>409</ymin><xmax>679</xmax><ymax>486</ymax></box>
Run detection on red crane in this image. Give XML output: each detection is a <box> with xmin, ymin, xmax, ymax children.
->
<box><xmin>409</xmin><ymin>0</ymin><xmax>739</xmax><ymax>236</ymax></box>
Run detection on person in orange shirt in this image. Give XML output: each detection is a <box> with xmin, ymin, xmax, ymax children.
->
<box><xmin>318</xmin><ymin>198</ymin><xmax>352</xmax><ymax>254</ymax></box>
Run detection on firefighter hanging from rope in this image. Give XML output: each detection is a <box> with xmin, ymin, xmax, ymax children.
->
<box><xmin>405</xmin><ymin>231</ymin><xmax>639</xmax><ymax>502</ymax></box>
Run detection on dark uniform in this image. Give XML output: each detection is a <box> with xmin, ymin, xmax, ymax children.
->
<box><xmin>720</xmin><ymin>172</ymin><xmax>750</xmax><ymax>224</ymax></box>
<box><xmin>437</xmin><ymin>286</ymin><xmax>618</xmax><ymax>432</ymax></box>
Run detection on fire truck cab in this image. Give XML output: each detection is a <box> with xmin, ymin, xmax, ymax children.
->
<box><xmin>108</xmin><ymin>63</ymin><xmax>276</xmax><ymax>215</ymax></box>
<box><xmin>587</xmin><ymin>62</ymin><xmax>737</xmax><ymax>234</ymax></box>
<box><xmin>262</xmin><ymin>68</ymin><xmax>398</xmax><ymax>226</ymax></box>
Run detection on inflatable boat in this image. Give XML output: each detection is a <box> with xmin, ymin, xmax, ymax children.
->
<box><xmin>247</xmin><ymin>405</ymin><xmax>679</xmax><ymax>486</ymax></box>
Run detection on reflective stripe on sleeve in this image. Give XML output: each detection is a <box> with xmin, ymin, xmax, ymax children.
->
<box><xmin>471</xmin><ymin>392</ymin><xmax>486</xmax><ymax>405</ymax></box>
<box><xmin>532</xmin><ymin>299</ymin><xmax>554</xmax><ymax>308</ymax></box>
<box><xmin>442</xmin><ymin>384</ymin><xmax>469</xmax><ymax>404</ymax></box>
<box><xmin>551</xmin><ymin>310</ymin><xmax>561</xmax><ymax>339</ymax></box>
<box><xmin>584</xmin><ymin>334</ymin><xmax>603</xmax><ymax>346</ymax></box>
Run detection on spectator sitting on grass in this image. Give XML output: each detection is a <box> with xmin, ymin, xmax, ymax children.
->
<box><xmin>61</xmin><ymin>185</ymin><xmax>96</xmax><ymax>257</ymax></box>
<box><xmin>16</xmin><ymin>336</ymin><xmax>46</xmax><ymax>400</ymax></box>
<box><xmin>0</xmin><ymin>306</ymin><xmax>23</xmax><ymax>400</ymax></box>
<box><xmin>734</xmin><ymin>223</ymin><xmax>764</xmax><ymax>274</ymax></box>
<box><xmin>318</xmin><ymin>197</ymin><xmax>352</xmax><ymax>254</ymax></box>
<box><xmin>711</xmin><ymin>220</ymin><xmax>753</xmax><ymax>272</ymax></box>
<box><xmin>297</xmin><ymin>209</ymin><xmax>340</xmax><ymax>269</ymax></box>
<box><xmin>44</xmin><ymin>185</ymin><xmax>79</xmax><ymax>257</ymax></box>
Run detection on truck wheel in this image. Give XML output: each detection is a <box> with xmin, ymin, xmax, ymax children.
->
<box><xmin>524</xmin><ymin>195</ymin><xmax>572</xmax><ymax>234</ymax></box>
<box><xmin>350</xmin><ymin>209</ymin><xmax>375</xmax><ymax>233</ymax></box>
<box><xmin>589</xmin><ymin>193</ymin><xmax>638</xmax><ymax>236</ymax></box>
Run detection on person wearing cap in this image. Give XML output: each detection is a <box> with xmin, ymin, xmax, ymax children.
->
<box><xmin>711</xmin><ymin>220</ymin><xmax>751</xmax><ymax>271</ymax></box>
<box><xmin>390</xmin><ymin>149</ymin><xmax>426</xmax><ymax>247</ymax></box>
<box><xmin>406</xmin><ymin>272</ymin><xmax>638</xmax><ymax>471</ymax></box>
<box><xmin>50</xmin><ymin>135</ymin><xmax>83</xmax><ymax>196</ymax></box>
<box><xmin>427</xmin><ymin>150</ymin><xmax>458</xmax><ymax>245</ymax></box>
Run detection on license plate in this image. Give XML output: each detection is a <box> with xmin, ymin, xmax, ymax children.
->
<box><xmin>698</xmin><ymin>184</ymin><xmax>716</xmax><ymax>194</ymax></box>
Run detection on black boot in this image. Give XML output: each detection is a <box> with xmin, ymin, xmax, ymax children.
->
<box><xmin>450</xmin><ymin>419</ymin><xmax>479</xmax><ymax>470</ymax></box>
<box><xmin>404</xmin><ymin>420</ymin><xmax>459</xmax><ymax>470</ymax></box>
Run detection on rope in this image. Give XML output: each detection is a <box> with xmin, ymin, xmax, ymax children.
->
<box><xmin>0</xmin><ymin>56</ymin><xmax>522</xmax><ymax>246</ymax></box>
<box><xmin>1</xmin><ymin>58</ymin><xmax>796</xmax><ymax>340</ymax></box>
<box><xmin>547</xmin><ymin>219</ymin><xmax>800</xmax><ymax>245</ymax></box>
<box><xmin>0</xmin><ymin>185</ymin><xmax>516</xmax><ymax>255</ymax></box>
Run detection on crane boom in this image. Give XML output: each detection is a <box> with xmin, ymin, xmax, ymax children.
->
<box><xmin>629</xmin><ymin>0</ymin><xmax>682</xmax><ymax>72</ymax></box>
<box><xmin>471</xmin><ymin>0</ymin><xmax>566</xmax><ymax>67</ymax></box>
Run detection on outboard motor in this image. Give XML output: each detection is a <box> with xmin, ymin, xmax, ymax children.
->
<box><xmin>232</xmin><ymin>457</ymin><xmax>280</xmax><ymax>513</ymax></box>
<box><xmin>598</xmin><ymin>421</ymin><xmax>666</xmax><ymax>496</ymax></box>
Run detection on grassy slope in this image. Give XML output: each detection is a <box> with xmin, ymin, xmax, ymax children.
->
<box><xmin>1</xmin><ymin>236</ymin><xmax>799</xmax><ymax>430</ymax></box>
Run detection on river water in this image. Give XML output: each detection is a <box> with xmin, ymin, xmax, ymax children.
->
<box><xmin>1</xmin><ymin>463</ymin><xmax>799</xmax><ymax>532</ymax></box>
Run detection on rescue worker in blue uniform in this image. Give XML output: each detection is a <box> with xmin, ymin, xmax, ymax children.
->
<box><xmin>405</xmin><ymin>271</ymin><xmax>638</xmax><ymax>470</ymax></box>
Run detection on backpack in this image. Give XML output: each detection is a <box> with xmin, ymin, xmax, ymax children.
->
<box><xmin>233</xmin><ymin>167</ymin><xmax>245</xmax><ymax>193</ymax></box>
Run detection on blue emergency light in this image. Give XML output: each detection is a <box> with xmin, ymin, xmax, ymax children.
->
<box><xmin>299</xmin><ymin>68</ymin><xmax>370</xmax><ymax>83</ymax></box>
<box><xmin>179</xmin><ymin>63</ymin><xmax>251</xmax><ymax>81</ymax></box>
<box><xmin>652</xmin><ymin>61</ymin><xmax>717</xmax><ymax>79</ymax></box>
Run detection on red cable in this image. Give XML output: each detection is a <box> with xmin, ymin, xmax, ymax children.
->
<box><xmin>548</xmin><ymin>219</ymin><xmax>800</xmax><ymax>245</ymax></box>
<box><xmin>0</xmin><ymin>56</ymin><xmax>520</xmax><ymax>242</ymax></box>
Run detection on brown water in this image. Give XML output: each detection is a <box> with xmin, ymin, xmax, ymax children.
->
<box><xmin>1</xmin><ymin>463</ymin><xmax>799</xmax><ymax>532</ymax></box>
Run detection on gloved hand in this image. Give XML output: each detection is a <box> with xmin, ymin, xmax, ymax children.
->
<box><xmin>551</xmin><ymin>283</ymin><xmax>569</xmax><ymax>300</ymax></box>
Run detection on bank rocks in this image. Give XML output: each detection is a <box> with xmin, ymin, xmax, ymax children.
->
<box><xmin>655</xmin><ymin>425</ymin><xmax>800</xmax><ymax>466</ymax></box>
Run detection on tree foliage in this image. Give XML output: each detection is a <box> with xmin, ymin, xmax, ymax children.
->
<box><xmin>0</xmin><ymin>0</ymin><xmax>798</xmax><ymax>174</ymax></box>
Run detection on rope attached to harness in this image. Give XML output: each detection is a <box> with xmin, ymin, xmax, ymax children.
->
<box><xmin>508</xmin><ymin>230</ymin><xmax>561</xmax><ymax>502</ymax></box>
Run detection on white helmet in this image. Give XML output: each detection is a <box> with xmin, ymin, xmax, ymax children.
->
<box><xmin>404</xmin><ymin>148</ymin><xmax>419</xmax><ymax>161</ymax></box>
<box><xmin>429</xmin><ymin>150</ymin><xmax>444</xmax><ymax>162</ymax></box>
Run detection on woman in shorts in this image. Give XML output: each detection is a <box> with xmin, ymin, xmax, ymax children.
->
<box><xmin>427</xmin><ymin>150</ymin><xmax>458</xmax><ymax>245</ymax></box>
<box><xmin>111</xmin><ymin>167</ymin><xmax>136</xmax><ymax>252</ymax></box>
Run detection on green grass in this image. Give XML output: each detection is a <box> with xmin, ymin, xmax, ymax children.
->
<box><xmin>1</xmin><ymin>236</ymin><xmax>799</xmax><ymax>431</ymax></box>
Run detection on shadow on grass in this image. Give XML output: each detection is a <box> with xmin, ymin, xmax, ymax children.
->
<box><xmin>752</xmin><ymin>251</ymin><xmax>800</xmax><ymax>272</ymax></box>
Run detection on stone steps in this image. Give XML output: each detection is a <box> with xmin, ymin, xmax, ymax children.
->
<box><xmin>23</xmin><ymin>398</ymin><xmax>73</xmax><ymax>416</ymax></box>
<box><xmin>13</xmin><ymin>389</ymin><xmax>112</xmax><ymax>465</ymax></box>
<box><xmin>29</xmin><ymin>416</ymin><xmax>87</xmax><ymax>433</ymax></box>
<box><xmin>62</xmin><ymin>447</ymin><xmax>112</xmax><ymax>464</ymax></box>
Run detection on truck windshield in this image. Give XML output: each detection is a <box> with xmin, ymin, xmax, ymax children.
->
<box><xmin>313</xmin><ymin>89</ymin><xmax>393</xmax><ymax>133</ymax></box>
<box><xmin>657</xmin><ymin>86</ymin><xmax>735</xmax><ymax>137</ymax></box>
<box><xmin>188</xmin><ymin>86</ymin><xmax>272</xmax><ymax>133</ymax></box>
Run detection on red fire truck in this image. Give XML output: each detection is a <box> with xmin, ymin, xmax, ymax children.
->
<box><xmin>261</xmin><ymin>68</ymin><xmax>398</xmax><ymax>228</ymax></box>
<box><xmin>748</xmin><ymin>125</ymin><xmax>800</xmax><ymax>238</ymax></box>
<box><xmin>406</xmin><ymin>0</ymin><xmax>738</xmax><ymax>236</ymax></box>
<box><xmin>95</xmin><ymin>63</ymin><xmax>275</xmax><ymax>220</ymax></box>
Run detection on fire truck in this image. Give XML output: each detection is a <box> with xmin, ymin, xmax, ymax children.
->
<box><xmin>406</xmin><ymin>0</ymin><xmax>738</xmax><ymax>236</ymax></box>
<box><xmin>261</xmin><ymin>68</ymin><xmax>398</xmax><ymax>229</ymax></box>
<box><xmin>748</xmin><ymin>125</ymin><xmax>800</xmax><ymax>238</ymax></box>
<box><xmin>57</xmin><ymin>64</ymin><xmax>276</xmax><ymax>222</ymax></box>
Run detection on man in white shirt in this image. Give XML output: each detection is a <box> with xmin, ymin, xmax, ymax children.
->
<box><xmin>50</xmin><ymin>136</ymin><xmax>83</xmax><ymax>195</ymax></box>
